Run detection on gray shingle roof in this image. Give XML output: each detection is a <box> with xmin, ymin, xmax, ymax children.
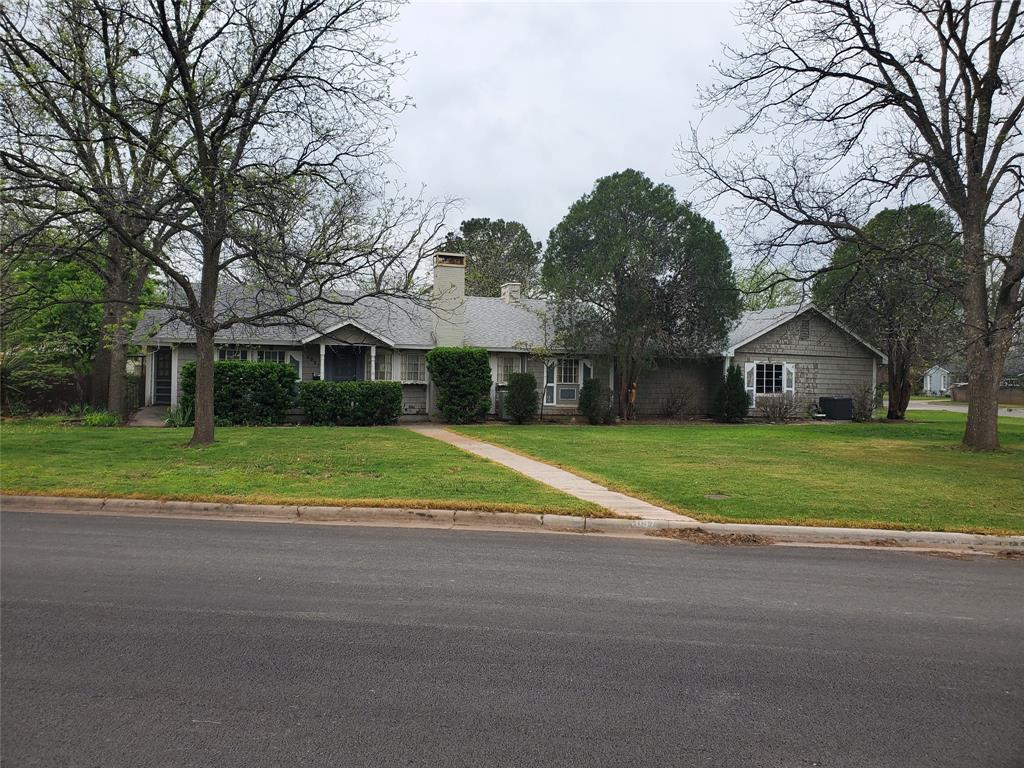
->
<box><xmin>726</xmin><ymin>302</ymin><xmax>810</xmax><ymax>351</ymax></box>
<box><xmin>133</xmin><ymin>291</ymin><xmax>879</xmax><ymax>359</ymax></box>
<box><xmin>132</xmin><ymin>291</ymin><xmax>552</xmax><ymax>351</ymax></box>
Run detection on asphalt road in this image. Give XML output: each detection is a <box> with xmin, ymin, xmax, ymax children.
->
<box><xmin>2</xmin><ymin>512</ymin><xmax>1022</xmax><ymax>767</ymax></box>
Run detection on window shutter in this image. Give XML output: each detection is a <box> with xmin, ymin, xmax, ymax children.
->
<box><xmin>744</xmin><ymin>363</ymin><xmax>756</xmax><ymax>404</ymax></box>
<box><xmin>582</xmin><ymin>360</ymin><xmax>593</xmax><ymax>382</ymax></box>
<box><xmin>784</xmin><ymin>363</ymin><xmax>796</xmax><ymax>395</ymax></box>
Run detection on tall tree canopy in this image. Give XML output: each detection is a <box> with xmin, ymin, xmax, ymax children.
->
<box><xmin>735</xmin><ymin>262</ymin><xmax>802</xmax><ymax>311</ymax></box>
<box><xmin>813</xmin><ymin>206</ymin><xmax>961</xmax><ymax>420</ymax></box>
<box><xmin>543</xmin><ymin>169</ymin><xmax>740</xmax><ymax>419</ymax></box>
<box><xmin>1</xmin><ymin>0</ymin><xmax>447</xmax><ymax>444</ymax></box>
<box><xmin>683</xmin><ymin>0</ymin><xmax>1024</xmax><ymax>450</ymax></box>
<box><xmin>0</xmin><ymin>0</ymin><xmax>168</xmax><ymax>420</ymax></box>
<box><xmin>442</xmin><ymin>218</ymin><xmax>542</xmax><ymax>297</ymax></box>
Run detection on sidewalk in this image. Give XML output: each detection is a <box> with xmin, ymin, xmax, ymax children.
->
<box><xmin>404</xmin><ymin>424</ymin><xmax>694</xmax><ymax>521</ymax></box>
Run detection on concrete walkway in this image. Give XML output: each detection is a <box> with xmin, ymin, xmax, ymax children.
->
<box><xmin>127</xmin><ymin>405</ymin><xmax>168</xmax><ymax>427</ymax></box>
<box><xmin>405</xmin><ymin>424</ymin><xmax>693</xmax><ymax>521</ymax></box>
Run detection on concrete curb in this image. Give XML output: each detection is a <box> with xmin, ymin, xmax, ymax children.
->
<box><xmin>2</xmin><ymin>494</ymin><xmax>1022</xmax><ymax>553</ymax></box>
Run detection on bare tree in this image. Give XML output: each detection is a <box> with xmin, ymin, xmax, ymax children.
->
<box><xmin>681</xmin><ymin>0</ymin><xmax>1023</xmax><ymax>450</ymax></box>
<box><xmin>1</xmin><ymin>0</ymin><xmax>178</xmax><ymax>422</ymax></box>
<box><xmin>2</xmin><ymin>0</ymin><xmax>450</xmax><ymax>445</ymax></box>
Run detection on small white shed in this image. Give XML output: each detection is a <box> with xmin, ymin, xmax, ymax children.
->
<box><xmin>922</xmin><ymin>365</ymin><xmax>951</xmax><ymax>396</ymax></box>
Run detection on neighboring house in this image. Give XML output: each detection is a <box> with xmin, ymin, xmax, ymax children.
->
<box><xmin>132</xmin><ymin>253</ymin><xmax>886</xmax><ymax>419</ymax></box>
<box><xmin>922</xmin><ymin>364</ymin><xmax>952</xmax><ymax>396</ymax></box>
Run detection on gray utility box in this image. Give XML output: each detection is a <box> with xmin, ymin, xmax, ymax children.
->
<box><xmin>819</xmin><ymin>396</ymin><xmax>854</xmax><ymax>420</ymax></box>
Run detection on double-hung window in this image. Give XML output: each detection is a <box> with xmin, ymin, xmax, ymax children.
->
<box><xmin>254</xmin><ymin>348</ymin><xmax>302</xmax><ymax>378</ymax></box>
<box><xmin>496</xmin><ymin>355</ymin><xmax>518</xmax><ymax>385</ymax></box>
<box><xmin>218</xmin><ymin>346</ymin><xmax>248</xmax><ymax>361</ymax></box>
<box><xmin>255</xmin><ymin>348</ymin><xmax>286</xmax><ymax>364</ymax></box>
<box><xmin>401</xmin><ymin>351</ymin><xmax>426</xmax><ymax>383</ymax></box>
<box><xmin>375</xmin><ymin>350</ymin><xmax>394</xmax><ymax>381</ymax></box>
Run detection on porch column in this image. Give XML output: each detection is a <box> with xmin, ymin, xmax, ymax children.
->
<box><xmin>369</xmin><ymin>345</ymin><xmax>376</xmax><ymax>381</ymax></box>
<box><xmin>170</xmin><ymin>346</ymin><xmax>179</xmax><ymax>407</ymax></box>
<box><xmin>319</xmin><ymin>343</ymin><xmax>326</xmax><ymax>381</ymax></box>
<box><xmin>144</xmin><ymin>348</ymin><xmax>154</xmax><ymax>406</ymax></box>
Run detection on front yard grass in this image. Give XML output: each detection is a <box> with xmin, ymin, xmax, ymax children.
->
<box><xmin>454</xmin><ymin>413</ymin><xmax>1024</xmax><ymax>534</ymax></box>
<box><xmin>0</xmin><ymin>420</ymin><xmax>601</xmax><ymax>516</ymax></box>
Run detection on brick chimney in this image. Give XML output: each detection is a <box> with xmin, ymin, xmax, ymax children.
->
<box><xmin>431</xmin><ymin>252</ymin><xmax>466</xmax><ymax>346</ymax></box>
<box><xmin>500</xmin><ymin>282</ymin><xmax>522</xmax><ymax>304</ymax></box>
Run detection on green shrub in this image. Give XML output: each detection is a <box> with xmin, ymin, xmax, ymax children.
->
<box><xmin>82</xmin><ymin>410</ymin><xmax>119</xmax><ymax>427</ymax></box>
<box><xmin>164</xmin><ymin>403</ymin><xmax>193</xmax><ymax>427</ymax></box>
<box><xmin>297</xmin><ymin>380</ymin><xmax>402</xmax><ymax>425</ymax></box>
<box><xmin>578</xmin><ymin>378</ymin><xmax>613</xmax><ymax>425</ymax></box>
<box><xmin>714</xmin><ymin>363</ymin><xmax>750</xmax><ymax>423</ymax></box>
<box><xmin>180</xmin><ymin>360</ymin><xmax>296</xmax><ymax>426</ymax></box>
<box><xmin>425</xmin><ymin>347</ymin><xmax>492</xmax><ymax>424</ymax></box>
<box><xmin>504</xmin><ymin>372</ymin><xmax>538</xmax><ymax>424</ymax></box>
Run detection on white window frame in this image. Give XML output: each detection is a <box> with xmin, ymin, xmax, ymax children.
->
<box><xmin>255</xmin><ymin>348</ymin><xmax>287</xmax><ymax>364</ymax></box>
<box><xmin>545</xmin><ymin>357</ymin><xmax>592</xmax><ymax>406</ymax></box>
<box><xmin>375</xmin><ymin>349</ymin><xmax>394</xmax><ymax>381</ymax></box>
<box><xmin>496</xmin><ymin>355</ymin><xmax>519</xmax><ymax>385</ymax></box>
<box><xmin>557</xmin><ymin>358</ymin><xmax>579</xmax><ymax>384</ymax></box>
<box><xmin>400</xmin><ymin>351</ymin><xmax>426</xmax><ymax>383</ymax></box>
<box><xmin>250</xmin><ymin>347</ymin><xmax>303</xmax><ymax>379</ymax></box>
<box><xmin>744</xmin><ymin>361</ymin><xmax>795</xmax><ymax>406</ymax></box>
<box><xmin>218</xmin><ymin>345</ymin><xmax>248</xmax><ymax>361</ymax></box>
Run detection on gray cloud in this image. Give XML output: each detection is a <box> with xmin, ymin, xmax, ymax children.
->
<box><xmin>389</xmin><ymin>1</ymin><xmax>741</xmax><ymax>243</ymax></box>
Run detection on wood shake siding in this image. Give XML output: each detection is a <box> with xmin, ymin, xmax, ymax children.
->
<box><xmin>635</xmin><ymin>358</ymin><xmax>721</xmax><ymax>416</ymax></box>
<box><xmin>731</xmin><ymin>312</ymin><xmax>875</xmax><ymax>412</ymax></box>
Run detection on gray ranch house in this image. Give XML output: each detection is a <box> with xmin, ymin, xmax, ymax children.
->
<box><xmin>133</xmin><ymin>253</ymin><xmax>886</xmax><ymax>418</ymax></box>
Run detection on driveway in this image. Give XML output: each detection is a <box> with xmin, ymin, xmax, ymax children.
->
<box><xmin>904</xmin><ymin>400</ymin><xmax>1024</xmax><ymax>418</ymax></box>
<box><xmin>3</xmin><ymin>511</ymin><xmax>1021</xmax><ymax>767</ymax></box>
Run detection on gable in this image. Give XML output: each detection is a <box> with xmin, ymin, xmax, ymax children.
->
<box><xmin>734</xmin><ymin>310</ymin><xmax>877</xmax><ymax>359</ymax></box>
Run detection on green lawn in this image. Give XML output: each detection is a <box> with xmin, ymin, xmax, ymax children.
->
<box><xmin>454</xmin><ymin>413</ymin><xmax>1024</xmax><ymax>534</ymax></box>
<box><xmin>0</xmin><ymin>420</ymin><xmax>600</xmax><ymax>516</ymax></box>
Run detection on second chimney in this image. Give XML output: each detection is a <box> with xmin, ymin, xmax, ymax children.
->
<box><xmin>500</xmin><ymin>282</ymin><xmax>522</xmax><ymax>304</ymax></box>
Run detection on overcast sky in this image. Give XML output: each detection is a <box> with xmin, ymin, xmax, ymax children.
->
<box><xmin>389</xmin><ymin>1</ymin><xmax>742</xmax><ymax>245</ymax></box>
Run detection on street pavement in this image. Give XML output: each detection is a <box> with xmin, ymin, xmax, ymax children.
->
<box><xmin>2</xmin><ymin>511</ymin><xmax>1022</xmax><ymax>767</ymax></box>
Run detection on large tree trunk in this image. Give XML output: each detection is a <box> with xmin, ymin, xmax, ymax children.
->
<box><xmin>88</xmin><ymin>299</ymin><xmax>117</xmax><ymax>408</ymax></box>
<box><xmin>886</xmin><ymin>351</ymin><xmax>911</xmax><ymax>420</ymax></box>
<box><xmin>959</xmin><ymin>219</ymin><xmax>1015</xmax><ymax>451</ymax></box>
<box><xmin>107</xmin><ymin>313</ymin><xmax>130</xmax><ymax>424</ymax></box>
<box><xmin>190</xmin><ymin>326</ymin><xmax>216</xmax><ymax>446</ymax></box>
<box><xmin>962</xmin><ymin>349</ymin><xmax>1002</xmax><ymax>451</ymax></box>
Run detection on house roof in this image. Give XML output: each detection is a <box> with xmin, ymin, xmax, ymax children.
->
<box><xmin>726</xmin><ymin>302</ymin><xmax>888</xmax><ymax>362</ymax></box>
<box><xmin>132</xmin><ymin>288</ymin><xmax>552</xmax><ymax>351</ymax></box>
<box><xmin>133</xmin><ymin>288</ymin><xmax>884</xmax><ymax>361</ymax></box>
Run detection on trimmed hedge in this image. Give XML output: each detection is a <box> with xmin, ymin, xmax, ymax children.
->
<box><xmin>180</xmin><ymin>361</ymin><xmax>296</xmax><ymax>426</ymax></box>
<box><xmin>579</xmin><ymin>378</ymin><xmax>613</xmax><ymax>425</ymax></box>
<box><xmin>504</xmin><ymin>372</ymin><xmax>538</xmax><ymax>424</ymax></box>
<box><xmin>297</xmin><ymin>380</ymin><xmax>402</xmax><ymax>425</ymax></box>
<box><xmin>425</xmin><ymin>346</ymin><xmax>492</xmax><ymax>424</ymax></box>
